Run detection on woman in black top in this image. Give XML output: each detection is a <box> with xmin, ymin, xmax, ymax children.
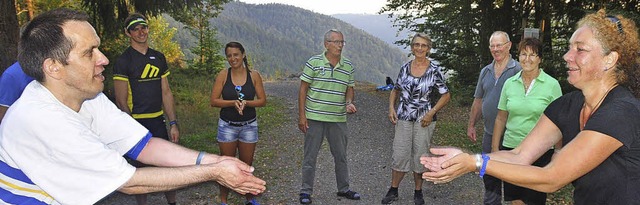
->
<box><xmin>210</xmin><ymin>42</ymin><xmax>267</xmax><ymax>205</ymax></box>
<box><xmin>421</xmin><ymin>9</ymin><xmax>640</xmax><ymax>204</ymax></box>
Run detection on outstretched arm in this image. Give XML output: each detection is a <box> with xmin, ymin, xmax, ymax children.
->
<box><xmin>120</xmin><ymin>156</ymin><xmax>265</xmax><ymax>195</ymax></box>
<box><xmin>423</xmin><ymin>115</ymin><xmax>620</xmax><ymax>193</ymax></box>
<box><xmin>122</xmin><ymin>137</ymin><xmax>266</xmax><ymax>195</ymax></box>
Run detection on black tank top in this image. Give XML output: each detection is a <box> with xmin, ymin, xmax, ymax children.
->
<box><xmin>220</xmin><ymin>68</ymin><xmax>256</xmax><ymax>122</ymax></box>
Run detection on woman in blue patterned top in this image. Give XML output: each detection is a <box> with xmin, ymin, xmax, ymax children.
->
<box><xmin>381</xmin><ymin>33</ymin><xmax>451</xmax><ymax>205</ymax></box>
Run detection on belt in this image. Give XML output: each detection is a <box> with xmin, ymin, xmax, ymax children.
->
<box><xmin>221</xmin><ymin>118</ymin><xmax>256</xmax><ymax>127</ymax></box>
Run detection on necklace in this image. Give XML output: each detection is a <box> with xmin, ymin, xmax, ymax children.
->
<box><xmin>580</xmin><ymin>84</ymin><xmax>618</xmax><ymax>130</ymax></box>
<box><xmin>521</xmin><ymin>72</ymin><xmax>537</xmax><ymax>95</ymax></box>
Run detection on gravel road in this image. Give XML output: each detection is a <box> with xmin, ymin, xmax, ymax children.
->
<box><xmin>258</xmin><ymin>80</ymin><xmax>484</xmax><ymax>205</ymax></box>
<box><xmin>97</xmin><ymin>80</ymin><xmax>484</xmax><ymax>205</ymax></box>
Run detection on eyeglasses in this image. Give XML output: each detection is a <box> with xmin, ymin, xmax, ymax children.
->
<box><xmin>489</xmin><ymin>42</ymin><xmax>509</xmax><ymax>49</ymax></box>
<box><xmin>411</xmin><ymin>43</ymin><xmax>430</xmax><ymax>49</ymax></box>
<box><xmin>519</xmin><ymin>53</ymin><xmax>539</xmax><ymax>59</ymax></box>
<box><xmin>606</xmin><ymin>15</ymin><xmax>624</xmax><ymax>34</ymax></box>
<box><xmin>327</xmin><ymin>40</ymin><xmax>346</xmax><ymax>46</ymax></box>
<box><xmin>235</xmin><ymin>85</ymin><xmax>245</xmax><ymax>101</ymax></box>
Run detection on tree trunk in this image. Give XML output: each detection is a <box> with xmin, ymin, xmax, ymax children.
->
<box><xmin>0</xmin><ymin>0</ymin><xmax>19</xmax><ymax>73</ymax></box>
<box><xmin>26</xmin><ymin>0</ymin><xmax>34</xmax><ymax>20</ymax></box>
<box><xmin>479</xmin><ymin>0</ymin><xmax>494</xmax><ymax>64</ymax></box>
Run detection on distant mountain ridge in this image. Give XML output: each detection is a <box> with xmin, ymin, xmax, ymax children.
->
<box><xmin>170</xmin><ymin>1</ymin><xmax>409</xmax><ymax>84</ymax></box>
<box><xmin>332</xmin><ymin>13</ymin><xmax>412</xmax><ymax>51</ymax></box>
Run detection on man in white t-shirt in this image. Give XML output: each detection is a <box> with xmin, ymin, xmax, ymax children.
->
<box><xmin>0</xmin><ymin>8</ymin><xmax>266</xmax><ymax>205</ymax></box>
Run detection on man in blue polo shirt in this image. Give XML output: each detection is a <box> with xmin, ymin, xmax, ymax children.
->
<box><xmin>0</xmin><ymin>62</ymin><xmax>34</xmax><ymax>124</ymax></box>
<box><xmin>466</xmin><ymin>31</ymin><xmax>522</xmax><ymax>205</ymax></box>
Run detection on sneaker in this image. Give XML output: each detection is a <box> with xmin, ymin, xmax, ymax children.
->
<box><xmin>337</xmin><ymin>190</ymin><xmax>361</xmax><ymax>200</ymax></box>
<box><xmin>381</xmin><ymin>188</ymin><xmax>398</xmax><ymax>204</ymax></box>
<box><xmin>414</xmin><ymin>191</ymin><xmax>425</xmax><ymax>205</ymax></box>
<box><xmin>245</xmin><ymin>198</ymin><xmax>260</xmax><ymax>205</ymax></box>
<box><xmin>299</xmin><ymin>193</ymin><xmax>312</xmax><ymax>204</ymax></box>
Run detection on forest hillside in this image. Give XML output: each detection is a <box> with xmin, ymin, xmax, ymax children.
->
<box><xmin>169</xmin><ymin>1</ymin><xmax>410</xmax><ymax>84</ymax></box>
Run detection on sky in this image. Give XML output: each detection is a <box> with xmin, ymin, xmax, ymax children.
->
<box><xmin>239</xmin><ymin>0</ymin><xmax>388</xmax><ymax>15</ymax></box>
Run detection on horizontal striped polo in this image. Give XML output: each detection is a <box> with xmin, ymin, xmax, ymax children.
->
<box><xmin>300</xmin><ymin>52</ymin><xmax>355</xmax><ymax>122</ymax></box>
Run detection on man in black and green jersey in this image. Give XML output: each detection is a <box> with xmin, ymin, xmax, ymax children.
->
<box><xmin>113</xmin><ymin>13</ymin><xmax>180</xmax><ymax>205</ymax></box>
<box><xmin>297</xmin><ymin>29</ymin><xmax>360</xmax><ymax>204</ymax></box>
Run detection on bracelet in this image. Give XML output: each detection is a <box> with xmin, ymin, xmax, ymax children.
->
<box><xmin>474</xmin><ymin>154</ymin><xmax>482</xmax><ymax>173</ymax></box>
<box><xmin>346</xmin><ymin>101</ymin><xmax>353</xmax><ymax>105</ymax></box>
<box><xmin>169</xmin><ymin>120</ymin><xmax>178</xmax><ymax>126</ymax></box>
<box><xmin>196</xmin><ymin>151</ymin><xmax>206</xmax><ymax>165</ymax></box>
<box><xmin>479</xmin><ymin>153</ymin><xmax>490</xmax><ymax>178</ymax></box>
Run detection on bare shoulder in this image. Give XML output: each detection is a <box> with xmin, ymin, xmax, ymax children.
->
<box><xmin>215</xmin><ymin>69</ymin><xmax>228</xmax><ymax>79</ymax></box>
<box><xmin>251</xmin><ymin>70</ymin><xmax>263</xmax><ymax>80</ymax></box>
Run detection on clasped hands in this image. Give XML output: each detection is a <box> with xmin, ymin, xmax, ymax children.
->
<box><xmin>388</xmin><ymin>109</ymin><xmax>434</xmax><ymax>127</ymax></box>
<box><xmin>420</xmin><ymin>147</ymin><xmax>474</xmax><ymax>184</ymax></box>
<box><xmin>235</xmin><ymin>100</ymin><xmax>246</xmax><ymax>115</ymax></box>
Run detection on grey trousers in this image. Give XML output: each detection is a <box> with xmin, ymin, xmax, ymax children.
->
<box><xmin>482</xmin><ymin>132</ymin><xmax>503</xmax><ymax>205</ymax></box>
<box><xmin>300</xmin><ymin>120</ymin><xmax>350</xmax><ymax>195</ymax></box>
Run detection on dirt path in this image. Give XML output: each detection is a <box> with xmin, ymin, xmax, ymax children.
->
<box><xmin>257</xmin><ymin>80</ymin><xmax>484</xmax><ymax>205</ymax></box>
<box><xmin>97</xmin><ymin>80</ymin><xmax>483</xmax><ymax>205</ymax></box>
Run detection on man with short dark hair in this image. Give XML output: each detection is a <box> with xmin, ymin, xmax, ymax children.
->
<box><xmin>113</xmin><ymin>13</ymin><xmax>180</xmax><ymax>205</ymax></box>
<box><xmin>0</xmin><ymin>8</ymin><xmax>265</xmax><ymax>204</ymax></box>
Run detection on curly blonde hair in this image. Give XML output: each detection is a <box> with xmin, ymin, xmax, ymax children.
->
<box><xmin>577</xmin><ymin>9</ymin><xmax>640</xmax><ymax>97</ymax></box>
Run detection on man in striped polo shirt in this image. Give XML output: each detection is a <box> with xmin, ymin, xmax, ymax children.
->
<box><xmin>297</xmin><ymin>29</ymin><xmax>360</xmax><ymax>204</ymax></box>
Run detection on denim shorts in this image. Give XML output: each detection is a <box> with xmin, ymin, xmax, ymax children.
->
<box><xmin>217</xmin><ymin>118</ymin><xmax>259</xmax><ymax>143</ymax></box>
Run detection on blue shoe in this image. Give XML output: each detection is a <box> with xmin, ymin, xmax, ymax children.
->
<box><xmin>299</xmin><ymin>193</ymin><xmax>312</xmax><ymax>204</ymax></box>
<box><xmin>245</xmin><ymin>198</ymin><xmax>260</xmax><ymax>205</ymax></box>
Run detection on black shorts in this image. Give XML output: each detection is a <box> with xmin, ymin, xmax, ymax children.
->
<box><xmin>500</xmin><ymin>145</ymin><xmax>553</xmax><ymax>205</ymax></box>
<box><xmin>137</xmin><ymin>116</ymin><xmax>169</xmax><ymax>140</ymax></box>
<box><xmin>128</xmin><ymin>116</ymin><xmax>169</xmax><ymax>167</ymax></box>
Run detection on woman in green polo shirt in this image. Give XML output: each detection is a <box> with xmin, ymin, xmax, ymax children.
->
<box><xmin>490</xmin><ymin>37</ymin><xmax>562</xmax><ymax>205</ymax></box>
